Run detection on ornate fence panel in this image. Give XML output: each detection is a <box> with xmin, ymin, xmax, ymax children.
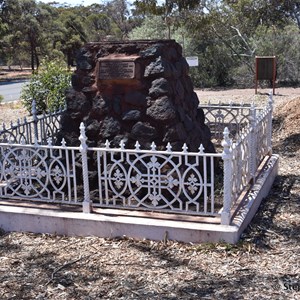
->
<box><xmin>254</xmin><ymin>99</ymin><xmax>273</xmax><ymax>168</ymax></box>
<box><xmin>0</xmin><ymin>102</ymin><xmax>63</xmax><ymax>145</ymax></box>
<box><xmin>0</xmin><ymin>139</ymin><xmax>80</xmax><ymax>203</ymax></box>
<box><xmin>230</xmin><ymin>127</ymin><xmax>252</xmax><ymax>202</ymax></box>
<box><xmin>200</xmin><ymin>102</ymin><xmax>264</xmax><ymax>144</ymax></box>
<box><xmin>90</xmin><ymin>141</ymin><xmax>223</xmax><ymax>216</ymax></box>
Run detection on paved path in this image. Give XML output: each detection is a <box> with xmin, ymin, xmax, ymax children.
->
<box><xmin>0</xmin><ymin>80</ymin><xmax>28</xmax><ymax>103</ymax></box>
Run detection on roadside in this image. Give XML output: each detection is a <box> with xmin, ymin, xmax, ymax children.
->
<box><xmin>0</xmin><ymin>67</ymin><xmax>30</xmax><ymax>104</ymax></box>
<box><xmin>0</xmin><ymin>67</ymin><xmax>31</xmax><ymax>82</ymax></box>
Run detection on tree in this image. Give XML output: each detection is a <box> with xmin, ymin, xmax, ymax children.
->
<box><xmin>57</xmin><ymin>8</ymin><xmax>87</xmax><ymax>67</ymax></box>
<box><xmin>106</xmin><ymin>0</ymin><xmax>131</xmax><ymax>38</ymax></box>
<box><xmin>129</xmin><ymin>15</ymin><xmax>167</xmax><ymax>39</ymax></box>
<box><xmin>251</xmin><ymin>24</ymin><xmax>300</xmax><ymax>85</ymax></box>
<box><xmin>132</xmin><ymin>0</ymin><xmax>203</xmax><ymax>38</ymax></box>
<box><xmin>0</xmin><ymin>0</ymin><xmax>56</xmax><ymax>71</ymax></box>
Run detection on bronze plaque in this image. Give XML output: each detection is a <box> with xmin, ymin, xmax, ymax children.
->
<box><xmin>99</xmin><ymin>60</ymin><xmax>135</xmax><ymax>79</ymax></box>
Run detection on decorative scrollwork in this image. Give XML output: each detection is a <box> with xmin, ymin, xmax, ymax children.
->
<box><xmin>1</xmin><ymin>146</ymin><xmax>68</xmax><ymax>199</ymax></box>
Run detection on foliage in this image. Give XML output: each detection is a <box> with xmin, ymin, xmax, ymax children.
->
<box><xmin>1</xmin><ymin>0</ymin><xmax>300</xmax><ymax>87</ymax></box>
<box><xmin>21</xmin><ymin>59</ymin><xmax>71</xmax><ymax>113</ymax></box>
<box><xmin>0</xmin><ymin>94</ymin><xmax>3</xmax><ymax>104</ymax></box>
<box><xmin>129</xmin><ymin>15</ymin><xmax>167</xmax><ymax>39</ymax></box>
<box><xmin>252</xmin><ymin>24</ymin><xmax>300</xmax><ymax>85</ymax></box>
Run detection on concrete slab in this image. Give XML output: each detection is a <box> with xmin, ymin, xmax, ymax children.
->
<box><xmin>0</xmin><ymin>155</ymin><xmax>279</xmax><ymax>244</ymax></box>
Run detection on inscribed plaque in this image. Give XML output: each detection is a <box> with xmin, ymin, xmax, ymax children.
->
<box><xmin>99</xmin><ymin>60</ymin><xmax>135</xmax><ymax>80</ymax></box>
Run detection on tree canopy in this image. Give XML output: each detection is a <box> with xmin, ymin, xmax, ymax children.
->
<box><xmin>0</xmin><ymin>0</ymin><xmax>299</xmax><ymax>87</ymax></box>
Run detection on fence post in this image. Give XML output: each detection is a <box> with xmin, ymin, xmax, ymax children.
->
<box><xmin>221</xmin><ymin>127</ymin><xmax>233</xmax><ymax>225</ymax></box>
<box><xmin>79</xmin><ymin>122</ymin><xmax>92</xmax><ymax>213</ymax></box>
<box><xmin>267</xmin><ymin>91</ymin><xmax>273</xmax><ymax>155</ymax></box>
<box><xmin>249</xmin><ymin>102</ymin><xmax>257</xmax><ymax>183</ymax></box>
<box><xmin>31</xmin><ymin>100</ymin><xmax>39</xmax><ymax>144</ymax></box>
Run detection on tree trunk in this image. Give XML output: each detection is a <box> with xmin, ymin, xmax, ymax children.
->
<box><xmin>31</xmin><ymin>44</ymin><xmax>35</xmax><ymax>72</ymax></box>
<box><xmin>34</xmin><ymin>47</ymin><xmax>39</xmax><ymax>70</ymax></box>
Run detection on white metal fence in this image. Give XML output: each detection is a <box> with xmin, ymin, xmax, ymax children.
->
<box><xmin>0</xmin><ymin>102</ymin><xmax>62</xmax><ymax>145</ymax></box>
<box><xmin>0</xmin><ymin>95</ymin><xmax>274</xmax><ymax>225</ymax></box>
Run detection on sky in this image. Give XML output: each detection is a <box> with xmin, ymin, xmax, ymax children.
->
<box><xmin>40</xmin><ymin>0</ymin><xmax>108</xmax><ymax>7</ymax></box>
<box><xmin>40</xmin><ymin>0</ymin><xmax>160</xmax><ymax>8</ymax></box>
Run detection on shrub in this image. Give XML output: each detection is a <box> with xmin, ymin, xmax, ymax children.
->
<box><xmin>21</xmin><ymin>59</ymin><xmax>71</xmax><ymax>113</ymax></box>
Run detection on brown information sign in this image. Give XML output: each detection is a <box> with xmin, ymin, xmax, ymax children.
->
<box><xmin>255</xmin><ymin>56</ymin><xmax>276</xmax><ymax>94</ymax></box>
<box><xmin>99</xmin><ymin>60</ymin><xmax>135</xmax><ymax>80</ymax></box>
<box><xmin>256</xmin><ymin>57</ymin><xmax>275</xmax><ymax>80</ymax></box>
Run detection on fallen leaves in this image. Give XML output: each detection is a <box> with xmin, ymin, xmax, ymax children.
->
<box><xmin>0</xmin><ymin>90</ymin><xmax>300</xmax><ymax>299</ymax></box>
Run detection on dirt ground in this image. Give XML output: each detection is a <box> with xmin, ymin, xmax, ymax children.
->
<box><xmin>0</xmin><ymin>87</ymin><xmax>300</xmax><ymax>299</ymax></box>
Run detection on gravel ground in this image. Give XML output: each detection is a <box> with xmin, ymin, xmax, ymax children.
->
<box><xmin>0</xmin><ymin>87</ymin><xmax>299</xmax><ymax>299</ymax></box>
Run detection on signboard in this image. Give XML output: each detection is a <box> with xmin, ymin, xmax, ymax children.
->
<box><xmin>99</xmin><ymin>60</ymin><xmax>135</xmax><ymax>80</ymax></box>
<box><xmin>255</xmin><ymin>56</ymin><xmax>276</xmax><ymax>94</ymax></box>
<box><xmin>186</xmin><ymin>56</ymin><xmax>199</xmax><ymax>67</ymax></box>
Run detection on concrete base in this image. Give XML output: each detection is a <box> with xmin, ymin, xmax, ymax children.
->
<box><xmin>0</xmin><ymin>155</ymin><xmax>279</xmax><ymax>244</ymax></box>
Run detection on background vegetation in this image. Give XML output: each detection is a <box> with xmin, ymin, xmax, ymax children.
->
<box><xmin>0</xmin><ymin>0</ymin><xmax>299</xmax><ymax>88</ymax></box>
<box><xmin>21</xmin><ymin>58</ymin><xmax>71</xmax><ymax>113</ymax></box>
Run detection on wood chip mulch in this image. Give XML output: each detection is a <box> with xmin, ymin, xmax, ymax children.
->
<box><xmin>0</xmin><ymin>91</ymin><xmax>300</xmax><ymax>299</ymax></box>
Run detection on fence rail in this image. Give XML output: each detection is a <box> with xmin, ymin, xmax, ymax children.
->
<box><xmin>0</xmin><ymin>100</ymin><xmax>63</xmax><ymax>145</ymax></box>
<box><xmin>199</xmin><ymin>101</ymin><xmax>264</xmax><ymax>144</ymax></box>
<box><xmin>0</xmin><ymin>94</ymin><xmax>274</xmax><ymax>225</ymax></box>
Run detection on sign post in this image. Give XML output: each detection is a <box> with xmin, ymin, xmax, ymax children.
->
<box><xmin>255</xmin><ymin>56</ymin><xmax>276</xmax><ymax>95</ymax></box>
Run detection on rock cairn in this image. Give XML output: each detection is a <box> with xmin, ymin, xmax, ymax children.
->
<box><xmin>59</xmin><ymin>40</ymin><xmax>215</xmax><ymax>153</ymax></box>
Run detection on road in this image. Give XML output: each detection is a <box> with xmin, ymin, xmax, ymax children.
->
<box><xmin>0</xmin><ymin>80</ymin><xmax>28</xmax><ymax>103</ymax></box>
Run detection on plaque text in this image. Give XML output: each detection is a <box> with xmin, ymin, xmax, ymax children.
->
<box><xmin>99</xmin><ymin>61</ymin><xmax>135</xmax><ymax>80</ymax></box>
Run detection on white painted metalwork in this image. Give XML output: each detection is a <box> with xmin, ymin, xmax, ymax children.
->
<box><xmin>221</xmin><ymin>127</ymin><xmax>233</xmax><ymax>225</ymax></box>
<box><xmin>89</xmin><ymin>138</ymin><xmax>221</xmax><ymax>216</ymax></box>
<box><xmin>0</xmin><ymin>100</ymin><xmax>63</xmax><ymax>145</ymax></box>
<box><xmin>79</xmin><ymin>122</ymin><xmax>92</xmax><ymax>213</ymax></box>
<box><xmin>0</xmin><ymin>94</ymin><xmax>274</xmax><ymax>225</ymax></box>
<box><xmin>0</xmin><ymin>139</ymin><xmax>80</xmax><ymax>203</ymax></box>
<box><xmin>199</xmin><ymin>101</ymin><xmax>264</xmax><ymax>144</ymax></box>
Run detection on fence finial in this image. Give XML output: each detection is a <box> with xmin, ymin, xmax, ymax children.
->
<box><xmin>150</xmin><ymin>142</ymin><xmax>156</xmax><ymax>151</ymax></box>
<box><xmin>105</xmin><ymin>140</ymin><xmax>110</xmax><ymax>149</ymax></box>
<box><xmin>182</xmin><ymin>143</ymin><xmax>188</xmax><ymax>153</ymax></box>
<box><xmin>79</xmin><ymin>122</ymin><xmax>87</xmax><ymax>149</ymax></box>
<box><xmin>221</xmin><ymin>127</ymin><xmax>231</xmax><ymax>154</ymax></box>
<box><xmin>166</xmin><ymin>142</ymin><xmax>172</xmax><ymax>152</ymax></box>
<box><xmin>199</xmin><ymin>144</ymin><xmax>205</xmax><ymax>153</ymax></box>
<box><xmin>135</xmin><ymin>141</ymin><xmax>140</xmax><ymax>150</ymax></box>
<box><xmin>119</xmin><ymin>139</ymin><xmax>125</xmax><ymax>150</ymax></box>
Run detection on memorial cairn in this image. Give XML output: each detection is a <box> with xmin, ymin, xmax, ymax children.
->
<box><xmin>57</xmin><ymin>40</ymin><xmax>216</xmax><ymax>199</ymax></box>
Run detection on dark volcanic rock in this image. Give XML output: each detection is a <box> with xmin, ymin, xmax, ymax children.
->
<box><xmin>146</xmin><ymin>96</ymin><xmax>177</xmax><ymax>122</ymax></box>
<box><xmin>149</xmin><ymin>78</ymin><xmax>171</xmax><ymax>99</ymax></box>
<box><xmin>130</xmin><ymin>122</ymin><xmax>158</xmax><ymax>141</ymax></box>
<box><xmin>122</xmin><ymin>110</ymin><xmax>141</xmax><ymax>121</ymax></box>
<box><xmin>100</xmin><ymin>117</ymin><xmax>121</xmax><ymax>138</ymax></box>
<box><xmin>60</xmin><ymin>39</ymin><xmax>214</xmax><ymax>153</ymax></box>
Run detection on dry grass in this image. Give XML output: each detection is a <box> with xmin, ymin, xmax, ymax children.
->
<box><xmin>0</xmin><ymin>89</ymin><xmax>300</xmax><ymax>299</ymax></box>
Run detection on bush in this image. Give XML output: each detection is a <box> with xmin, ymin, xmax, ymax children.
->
<box><xmin>21</xmin><ymin>59</ymin><xmax>71</xmax><ymax>113</ymax></box>
<box><xmin>0</xmin><ymin>94</ymin><xmax>3</xmax><ymax>104</ymax></box>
